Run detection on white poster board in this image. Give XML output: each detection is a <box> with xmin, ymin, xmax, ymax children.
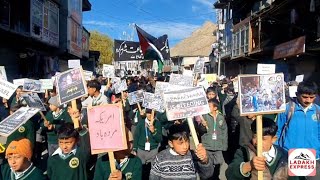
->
<box><xmin>40</xmin><ymin>79</ymin><xmax>54</xmax><ymax>90</ymax></box>
<box><xmin>68</xmin><ymin>59</ymin><xmax>81</xmax><ymax>69</ymax></box>
<box><xmin>295</xmin><ymin>75</ymin><xmax>304</xmax><ymax>83</ymax></box>
<box><xmin>169</xmin><ymin>74</ymin><xmax>194</xmax><ymax>87</ymax></box>
<box><xmin>257</xmin><ymin>64</ymin><xmax>276</xmax><ymax>74</ymax></box>
<box><xmin>0</xmin><ymin>66</ymin><xmax>7</xmax><ymax>81</ymax></box>
<box><xmin>289</xmin><ymin>86</ymin><xmax>298</xmax><ymax>98</ymax></box>
<box><xmin>102</xmin><ymin>64</ymin><xmax>115</xmax><ymax>78</ymax></box>
<box><xmin>0</xmin><ymin>79</ymin><xmax>18</xmax><ymax>99</ymax></box>
<box><xmin>13</xmin><ymin>78</ymin><xmax>27</xmax><ymax>87</ymax></box>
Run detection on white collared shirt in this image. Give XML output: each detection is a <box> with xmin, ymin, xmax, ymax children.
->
<box><xmin>11</xmin><ymin>163</ymin><xmax>33</xmax><ymax>179</ymax></box>
<box><xmin>262</xmin><ymin>145</ymin><xmax>276</xmax><ymax>164</ymax></box>
<box><xmin>169</xmin><ymin>148</ymin><xmax>179</xmax><ymax>156</ymax></box>
<box><xmin>52</xmin><ymin>147</ymin><xmax>77</xmax><ymax>159</ymax></box>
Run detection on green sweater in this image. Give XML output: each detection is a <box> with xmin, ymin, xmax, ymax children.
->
<box><xmin>5</xmin><ymin>120</ymin><xmax>35</xmax><ymax>148</ymax></box>
<box><xmin>1</xmin><ymin>163</ymin><xmax>46</xmax><ymax>180</ymax></box>
<box><xmin>201</xmin><ymin>113</ymin><xmax>228</xmax><ymax>151</ymax></box>
<box><xmin>47</xmin><ymin>129</ymin><xmax>90</xmax><ymax>180</ymax></box>
<box><xmin>93</xmin><ymin>154</ymin><xmax>142</xmax><ymax>180</ymax></box>
<box><xmin>43</xmin><ymin>109</ymin><xmax>72</xmax><ymax>144</ymax></box>
<box><xmin>133</xmin><ymin>117</ymin><xmax>162</xmax><ymax>151</ymax></box>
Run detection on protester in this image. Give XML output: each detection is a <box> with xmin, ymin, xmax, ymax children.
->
<box><xmin>84</xmin><ymin>80</ymin><xmax>109</xmax><ymax>107</ymax></box>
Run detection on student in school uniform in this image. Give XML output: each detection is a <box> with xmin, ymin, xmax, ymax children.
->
<box><xmin>86</xmin><ymin>80</ymin><xmax>109</xmax><ymax>107</ymax></box>
<box><xmin>47</xmin><ymin>122</ymin><xmax>90</xmax><ymax>180</ymax></box>
<box><xmin>93</xmin><ymin>129</ymin><xmax>142</xmax><ymax>180</ymax></box>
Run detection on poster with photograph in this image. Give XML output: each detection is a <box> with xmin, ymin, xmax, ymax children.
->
<box><xmin>0</xmin><ymin>107</ymin><xmax>40</xmax><ymax>137</ymax></box>
<box><xmin>102</xmin><ymin>64</ymin><xmax>115</xmax><ymax>78</ymax></box>
<box><xmin>128</xmin><ymin>90</ymin><xmax>144</xmax><ymax>105</ymax></box>
<box><xmin>238</xmin><ymin>73</ymin><xmax>286</xmax><ymax>116</ymax></box>
<box><xmin>193</xmin><ymin>58</ymin><xmax>205</xmax><ymax>74</ymax></box>
<box><xmin>23</xmin><ymin>79</ymin><xmax>42</xmax><ymax>93</ymax></box>
<box><xmin>56</xmin><ymin>67</ymin><xmax>88</xmax><ymax>105</ymax></box>
<box><xmin>113</xmin><ymin>80</ymin><xmax>128</xmax><ymax>94</ymax></box>
<box><xmin>22</xmin><ymin>93</ymin><xmax>46</xmax><ymax>111</ymax></box>
<box><xmin>0</xmin><ymin>66</ymin><xmax>7</xmax><ymax>81</ymax></box>
<box><xmin>142</xmin><ymin>92</ymin><xmax>161</xmax><ymax>111</ymax></box>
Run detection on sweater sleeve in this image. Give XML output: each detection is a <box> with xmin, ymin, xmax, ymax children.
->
<box><xmin>195</xmin><ymin>151</ymin><xmax>215</xmax><ymax>180</ymax></box>
<box><xmin>133</xmin><ymin>121</ymin><xmax>142</xmax><ymax>151</ymax></box>
<box><xmin>78</xmin><ymin>127</ymin><xmax>91</xmax><ymax>163</ymax></box>
<box><xmin>149</xmin><ymin>156</ymin><xmax>162</xmax><ymax>180</ymax></box>
<box><xmin>150</xmin><ymin>120</ymin><xmax>162</xmax><ymax>143</ymax></box>
<box><xmin>93</xmin><ymin>157</ymin><xmax>107</xmax><ymax>180</ymax></box>
<box><xmin>132</xmin><ymin>158</ymin><xmax>143</xmax><ymax>180</ymax></box>
<box><xmin>225</xmin><ymin>147</ymin><xmax>248</xmax><ymax>179</ymax></box>
<box><xmin>221</xmin><ymin>115</ymin><xmax>228</xmax><ymax>151</ymax></box>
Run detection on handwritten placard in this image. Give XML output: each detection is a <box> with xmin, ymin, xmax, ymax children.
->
<box><xmin>23</xmin><ymin>79</ymin><xmax>42</xmax><ymax>93</ymax></box>
<box><xmin>0</xmin><ymin>66</ymin><xmax>7</xmax><ymax>81</ymax></box>
<box><xmin>56</xmin><ymin>67</ymin><xmax>88</xmax><ymax>105</ymax></box>
<box><xmin>102</xmin><ymin>64</ymin><xmax>115</xmax><ymax>78</ymax></box>
<box><xmin>193</xmin><ymin>58</ymin><xmax>205</xmax><ymax>74</ymax></box>
<box><xmin>87</xmin><ymin>104</ymin><xmax>127</xmax><ymax>153</ymax></box>
<box><xmin>22</xmin><ymin>93</ymin><xmax>46</xmax><ymax>111</ymax></box>
<box><xmin>169</xmin><ymin>74</ymin><xmax>194</xmax><ymax>87</ymax></box>
<box><xmin>128</xmin><ymin>90</ymin><xmax>144</xmax><ymax>105</ymax></box>
<box><xmin>0</xmin><ymin>79</ymin><xmax>18</xmax><ymax>99</ymax></box>
<box><xmin>113</xmin><ymin>80</ymin><xmax>128</xmax><ymax>94</ymax></box>
<box><xmin>68</xmin><ymin>59</ymin><xmax>81</xmax><ymax>69</ymax></box>
<box><xmin>0</xmin><ymin>107</ymin><xmax>40</xmax><ymax>137</ymax></box>
<box><xmin>163</xmin><ymin>87</ymin><xmax>210</xmax><ymax>121</ymax></box>
<box><xmin>40</xmin><ymin>79</ymin><xmax>54</xmax><ymax>90</ymax></box>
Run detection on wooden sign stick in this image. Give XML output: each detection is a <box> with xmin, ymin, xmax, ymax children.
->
<box><xmin>151</xmin><ymin>109</ymin><xmax>155</xmax><ymax>124</ymax></box>
<box><xmin>108</xmin><ymin>151</ymin><xmax>116</xmax><ymax>172</ymax></box>
<box><xmin>39</xmin><ymin>111</ymin><xmax>48</xmax><ymax>124</ymax></box>
<box><xmin>256</xmin><ymin>115</ymin><xmax>263</xmax><ymax>180</ymax></box>
<box><xmin>137</xmin><ymin>103</ymin><xmax>142</xmax><ymax>113</ymax></box>
<box><xmin>71</xmin><ymin>100</ymin><xmax>79</xmax><ymax>129</ymax></box>
<box><xmin>187</xmin><ymin>117</ymin><xmax>199</xmax><ymax>147</ymax></box>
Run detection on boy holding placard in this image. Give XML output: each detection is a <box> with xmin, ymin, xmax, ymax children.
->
<box><xmin>226</xmin><ymin>118</ymin><xmax>298</xmax><ymax>180</ymax></box>
<box><xmin>43</xmin><ymin>96</ymin><xmax>72</xmax><ymax>156</ymax></box>
<box><xmin>93</xmin><ymin>129</ymin><xmax>142</xmax><ymax>180</ymax></box>
<box><xmin>149</xmin><ymin>124</ymin><xmax>214</xmax><ymax>180</ymax></box>
<box><xmin>47</xmin><ymin>122</ymin><xmax>90</xmax><ymax>180</ymax></box>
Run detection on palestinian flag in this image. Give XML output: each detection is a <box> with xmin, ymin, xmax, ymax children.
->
<box><xmin>135</xmin><ymin>25</ymin><xmax>170</xmax><ymax>73</ymax></box>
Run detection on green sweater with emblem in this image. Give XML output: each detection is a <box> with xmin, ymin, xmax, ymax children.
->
<box><xmin>1</xmin><ymin>163</ymin><xmax>45</xmax><ymax>180</ymax></box>
<box><xmin>93</xmin><ymin>154</ymin><xmax>142</xmax><ymax>180</ymax></box>
<box><xmin>43</xmin><ymin>109</ymin><xmax>72</xmax><ymax>144</ymax></box>
<box><xmin>5</xmin><ymin>120</ymin><xmax>35</xmax><ymax>148</ymax></box>
<box><xmin>133</xmin><ymin>117</ymin><xmax>162</xmax><ymax>151</ymax></box>
<box><xmin>47</xmin><ymin>129</ymin><xmax>90</xmax><ymax>180</ymax></box>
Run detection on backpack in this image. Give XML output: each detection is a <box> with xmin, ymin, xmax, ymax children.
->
<box><xmin>278</xmin><ymin>100</ymin><xmax>320</xmax><ymax>147</ymax></box>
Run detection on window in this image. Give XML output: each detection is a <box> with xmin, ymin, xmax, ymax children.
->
<box><xmin>232</xmin><ymin>24</ymin><xmax>249</xmax><ymax>57</ymax></box>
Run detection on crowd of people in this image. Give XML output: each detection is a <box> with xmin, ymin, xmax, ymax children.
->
<box><xmin>0</xmin><ymin>72</ymin><xmax>319</xmax><ymax>180</ymax></box>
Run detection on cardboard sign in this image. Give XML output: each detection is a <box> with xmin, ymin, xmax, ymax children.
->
<box><xmin>23</xmin><ymin>79</ymin><xmax>42</xmax><ymax>93</ymax></box>
<box><xmin>155</xmin><ymin>82</ymin><xmax>185</xmax><ymax>96</ymax></box>
<box><xmin>83</xmin><ymin>70</ymin><xmax>93</xmax><ymax>81</ymax></box>
<box><xmin>13</xmin><ymin>78</ymin><xmax>27</xmax><ymax>86</ymax></box>
<box><xmin>0</xmin><ymin>66</ymin><xmax>7</xmax><ymax>81</ymax></box>
<box><xmin>163</xmin><ymin>87</ymin><xmax>210</xmax><ymax>121</ymax></box>
<box><xmin>102</xmin><ymin>64</ymin><xmax>115</xmax><ymax>78</ymax></box>
<box><xmin>113</xmin><ymin>80</ymin><xmax>127</xmax><ymax>94</ymax></box>
<box><xmin>193</xmin><ymin>58</ymin><xmax>205</xmax><ymax>74</ymax></box>
<box><xmin>40</xmin><ymin>79</ymin><xmax>54</xmax><ymax>90</ymax></box>
<box><xmin>111</xmin><ymin>77</ymin><xmax>121</xmax><ymax>84</ymax></box>
<box><xmin>128</xmin><ymin>90</ymin><xmax>144</xmax><ymax>105</ymax></box>
<box><xmin>289</xmin><ymin>86</ymin><xmax>298</xmax><ymax>98</ymax></box>
<box><xmin>197</xmin><ymin>76</ymin><xmax>209</xmax><ymax>90</ymax></box>
<box><xmin>22</xmin><ymin>93</ymin><xmax>46</xmax><ymax>111</ymax></box>
<box><xmin>238</xmin><ymin>73</ymin><xmax>286</xmax><ymax>116</ymax></box>
<box><xmin>56</xmin><ymin>67</ymin><xmax>88</xmax><ymax>105</ymax></box>
<box><xmin>0</xmin><ymin>79</ymin><xmax>18</xmax><ymax>99</ymax></box>
<box><xmin>257</xmin><ymin>64</ymin><xmax>276</xmax><ymax>74</ymax></box>
<box><xmin>142</xmin><ymin>92</ymin><xmax>161</xmax><ymax>110</ymax></box>
<box><xmin>68</xmin><ymin>59</ymin><xmax>81</xmax><ymax>69</ymax></box>
<box><xmin>295</xmin><ymin>74</ymin><xmax>304</xmax><ymax>83</ymax></box>
<box><xmin>0</xmin><ymin>107</ymin><xmax>40</xmax><ymax>137</ymax></box>
<box><xmin>87</xmin><ymin>104</ymin><xmax>127</xmax><ymax>153</ymax></box>
<box><xmin>169</xmin><ymin>74</ymin><xmax>194</xmax><ymax>87</ymax></box>
<box><xmin>202</xmin><ymin>74</ymin><xmax>217</xmax><ymax>83</ymax></box>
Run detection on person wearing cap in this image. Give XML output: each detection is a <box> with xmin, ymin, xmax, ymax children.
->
<box><xmin>1</xmin><ymin>138</ymin><xmax>45</xmax><ymax>180</ymax></box>
<box><xmin>42</xmin><ymin>95</ymin><xmax>72</xmax><ymax>156</ymax></box>
<box><xmin>47</xmin><ymin>122</ymin><xmax>90</xmax><ymax>180</ymax></box>
<box><xmin>93</xmin><ymin>129</ymin><xmax>142</xmax><ymax>180</ymax></box>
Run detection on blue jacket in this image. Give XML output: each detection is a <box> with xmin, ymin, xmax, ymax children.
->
<box><xmin>275</xmin><ymin>101</ymin><xmax>320</xmax><ymax>159</ymax></box>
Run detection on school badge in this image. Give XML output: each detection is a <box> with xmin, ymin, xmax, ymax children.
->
<box><xmin>18</xmin><ymin>126</ymin><xmax>25</xmax><ymax>133</ymax></box>
<box><xmin>69</xmin><ymin>157</ymin><xmax>79</xmax><ymax>168</ymax></box>
<box><xmin>219</xmin><ymin>120</ymin><xmax>223</xmax><ymax>126</ymax></box>
<box><xmin>125</xmin><ymin>172</ymin><xmax>132</xmax><ymax>180</ymax></box>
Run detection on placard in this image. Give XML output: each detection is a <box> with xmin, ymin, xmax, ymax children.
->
<box><xmin>155</xmin><ymin>82</ymin><xmax>185</xmax><ymax>96</ymax></box>
<box><xmin>0</xmin><ymin>66</ymin><xmax>7</xmax><ymax>81</ymax></box>
<box><xmin>87</xmin><ymin>104</ymin><xmax>127</xmax><ymax>153</ymax></box>
<box><xmin>102</xmin><ymin>64</ymin><xmax>115</xmax><ymax>78</ymax></box>
<box><xmin>238</xmin><ymin>73</ymin><xmax>286</xmax><ymax>116</ymax></box>
<box><xmin>23</xmin><ymin>79</ymin><xmax>42</xmax><ymax>93</ymax></box>
<box><xmin>163</xmin><ymin>87</ymin><xmax>210</xmax><ymax>121</ymax></box>
<box><xmin>142</xmin><ymin>92</ymin><xmax>161</xmax><ymax>110</ymax></box>
<box><xmin>68</xmin><ymin>59</ymin><xmax>81</xmax><ymax>69</ymax></box>
<box><xmin>289</xmin><ymin>86</ymin><xmax>298</xmax><ymax>98</ymax></box>
<box><xmin>193</xmin><ymin>58</ymin><xmax>205</xmax><ymax>74</ymax></box>
<box><xmin>22</xmin><ymin>93</ymin><xmax>46</xmax><ymax>111</ymax></box>
<box><xmin>233</xmin><ymin>79</ymin><xmax>239</xmax><ymax>93</ymax></box>
<box><xmin>40</xmin><ymin>79</ymin><xmax>54</xmax><ymax>90</ymax></box>
<box><xmin>183</xmin><ymin>69</ymin><xmax>193</xmax><ymax>76</ymax></box>
<box><xmin>83</xmin><ymin>70</ymin><xmax>93</xmax><ymax>81</ymax></box>
<box><xmin>0</xmin><ymin>79</ymin><xmax>18</xmax><ymax>99</ymax></box>
<box><xmin>128</xmin><ymin>90</ymin><xmax>144</xmax><ymax>105</ymax></box>
<box><xmin>295</xmin><ymin>74</ymin><xmax>304</xmax><ymax>83</ymax></box>
<box><xmin>169</xmin><ymin>74</ymin><xmax>194</xmax><ymax>87</ymax></box>
<box><xmin>0</xmin><ymin>107</ymin><xmax>40</xmax><ymax>137</ymax></box>
<box><xmin>257</xmin><ymin>64</ymin><xmax>276</xmax><ymax>74</ymax></box>
<box><xmin>113</xmin><ymin>80</ymin><xmax>127</xmax><ymax>94</ymax></box>
<box><xmin>202</xmin><ymin>74</ymin><xmax>217</xmax><ymax>83</ymax></box>
<box><xmin>56</xmin><ymin>67</ymin><xmax>88</xmax><ymax>105</ymax></box>
<box><xmin>13</xmin><ymin>78</ymin><xmax>27</xmax><ymax>86</ymax></box>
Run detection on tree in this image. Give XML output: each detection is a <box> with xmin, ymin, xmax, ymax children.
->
<box><xmin>89</xmin><ymin>31</ymin><xmax>113</xmax><ymax>64</ymax></box>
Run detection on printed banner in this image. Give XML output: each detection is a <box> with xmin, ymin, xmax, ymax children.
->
<box><xmin>169</xmin><ymin>74</ymin><xmax>194</xmax><ymax>87</ymax></box>
<box><xmin>163</xmin><ymin>87</ymin><xmax>210</xmax><ymax>121</ymax></box>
